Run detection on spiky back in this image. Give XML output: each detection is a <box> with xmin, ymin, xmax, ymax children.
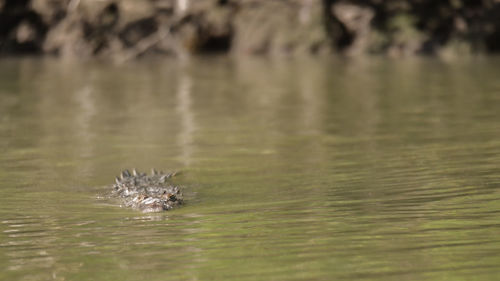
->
<box><xmin>113</xmin><ymin>169</ymin><xmax>183</xmax><ymax>212</ymax></box>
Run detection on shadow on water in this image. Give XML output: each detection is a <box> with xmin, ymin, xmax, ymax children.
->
<box><xmin>0</xmin><ymin>57</ymin><xmax>500</xmax><ymax>280</ymax></box>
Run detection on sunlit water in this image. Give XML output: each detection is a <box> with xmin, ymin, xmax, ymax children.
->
<box><xmin>1</xmin><ymin>56</ymin><xmax>500</xmax><ymax>280</ymax></box>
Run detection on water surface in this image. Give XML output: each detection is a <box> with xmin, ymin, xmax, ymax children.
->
<box><xmin>1</xmin><ymin>57</ymin><xmax>500</xmax><ymax>280</ymax></box>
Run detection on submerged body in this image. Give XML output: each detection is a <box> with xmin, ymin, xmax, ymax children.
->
<box><xmin>113</xmin><ymin>169</ymin><xmax>183</xmax><ymax>213</ymax></box>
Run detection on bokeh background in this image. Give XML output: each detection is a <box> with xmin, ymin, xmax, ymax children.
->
<box><xmin>2</xmin><ymin>0</ymin><xmax>500</xmax><ymax>60</ymax></box>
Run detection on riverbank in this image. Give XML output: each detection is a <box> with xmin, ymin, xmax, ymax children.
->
<box><xmin>2</xmin><ymin>0</ymin><xmax>500</xmax><ymax>61</ymax></box>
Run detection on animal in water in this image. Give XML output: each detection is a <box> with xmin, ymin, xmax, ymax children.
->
<box><xmin>112</xmin><ymin>169</ymin><xmax>183</xmax><ymax>213</ymax></box>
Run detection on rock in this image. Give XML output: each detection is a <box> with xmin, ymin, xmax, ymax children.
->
<box><xmin>0</xmin><ymin>1</ymin><xmax>46</xmax><ymax>54</ymax></box>
<box><xmin>332</xmin><ymin>2</ymin><xmax>374</xmax><ymax>56</ymax></box>
<box><xmin>43</xmin><ymin>12</ymin><xmax>92</xmax><ymax>58</ymax></box>
<box><xmin>30</xmin><ymin>0</ymin><xmax>66</xmax><ymax>25</ymax></box>
<box><xmin>15</xmin><ymin>20</ymin><xmax>37</xmax><ymax>43</ymax></box>
<box><xmin>232</xmin><ymin>0</ymin><xmax>330</xmax><ymax>56</ymax></box>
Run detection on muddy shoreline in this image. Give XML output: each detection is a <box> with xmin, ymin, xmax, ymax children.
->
<box><xmin>2</xmin><ymin>0</ymin><xmax>500</xmax><ymax>61</ymax></box>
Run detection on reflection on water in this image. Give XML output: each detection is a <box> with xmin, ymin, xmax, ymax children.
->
<box><xmin>176</xmin><ymin>71</ymin><xmax>194</xmax><ymax>167</ymax></box>
<box><xmin>0</xmin><ymin>57</ymin><xmax>500</xmax><ymax>280</ymax></box>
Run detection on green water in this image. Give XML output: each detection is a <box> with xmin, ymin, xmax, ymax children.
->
<box><xmin>1</xmin><ymin>57</ymin><xmax>500</xmax><ymax>280</ymax></box>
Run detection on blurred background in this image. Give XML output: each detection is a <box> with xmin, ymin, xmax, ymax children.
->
<box><xmin>2</xmin><ymin>0</ymin><xmax>500</xmax><ymax>60</ymax></box>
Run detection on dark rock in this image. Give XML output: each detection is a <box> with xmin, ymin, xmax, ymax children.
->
<box><xmin>332</xmin><ymin>2</ymin><xmax>374</xmax><ymax>56</ymax></box>
<box><xmin>0</xmin><ymin>0</ymin><xmax>46</xmax><ymax>54</ymax></box>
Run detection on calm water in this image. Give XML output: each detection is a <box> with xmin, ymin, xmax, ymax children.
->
<box><xmin>1</xmin><ymin>56</ymin><xmax>500</xmax><ymax>280</ymax></box>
